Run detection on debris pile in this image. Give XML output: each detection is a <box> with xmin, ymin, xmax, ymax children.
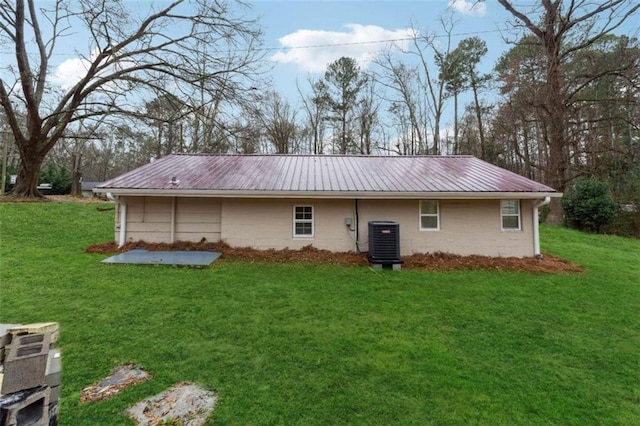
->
<box><xmin>125</xmin><ymin>382</ymin><xmax>217</xmax><ymax>426</ymax></box>
<box><xmin>0</xmin><ymin>322</ymin><xmax>61</xmax><ymax>426</ymax></box>
<box><xmin>80</xmin><ymin>364</ymin><xmax>150</xmax><ymax>403</ymax></box>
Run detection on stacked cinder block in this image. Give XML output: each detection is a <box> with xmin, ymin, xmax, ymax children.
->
<box><xmin>0</xmin><ymin>323</ymin><xmax>61</xmax><ymax>426</ymax></box>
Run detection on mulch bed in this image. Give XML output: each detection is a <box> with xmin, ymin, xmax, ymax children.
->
<box><xmin>87</xmin><ymin>240</ymin><xmax>584</xmax><ymax>274</ymax></box>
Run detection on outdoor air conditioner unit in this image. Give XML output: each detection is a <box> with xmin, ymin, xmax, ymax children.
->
<box><xmin>368</xmin><ymin>221</ymin><xmax>403</xmax><ymax>267</ymax></box>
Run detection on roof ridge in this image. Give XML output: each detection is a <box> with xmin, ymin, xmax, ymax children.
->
<box><xmin>168</xmin><ymin>153</ymin><xmax>474</xmax><ymax>158</ymax></box>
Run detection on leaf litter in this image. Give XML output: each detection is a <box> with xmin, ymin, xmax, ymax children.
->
<box><xmin>87</xmin><ymin>240</ymin><xmax>583</xmax><ymax>273</ymax></box>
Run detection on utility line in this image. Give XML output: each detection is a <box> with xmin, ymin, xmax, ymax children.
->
<box><xmin>253</xmin><ymin>29</ymin><xmax>505</xmax><ymax>53</ymax></box>
<box><xmin>0</xmin><ymin>28</ymin><xmax>507</xmax><ymax>58</ymax></box>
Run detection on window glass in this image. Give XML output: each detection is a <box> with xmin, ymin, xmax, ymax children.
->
<box><xmin>501</xmin><ymin>200</ymin><xmax>520</xmax><ymax>230</ymax></box>
<box><xmin>421</xmin><ymin>215</ymin><xmax>438</xmax><ymax>229</ymax></box>
<box><xmin>295</xmin><ymin>222</ymin><xmax>312</xmax><ymax>236</ymax></box>
<box><xmin>294</xmin><ymin>206</ymin><xmax>314</xmax><ymax>237</ymax></box>
<box><xmin>295</xmin><ymin>206</ymin><xmax>312</xmax><ymax>220</ymax></box>
<box><xmin>420</xmin><ymin>200</ymin><xmax>439</xmax><ymax>230</ymax></box>
<box><xmin>502</xmin><ymin>201</ymin><xmax>519</xmax><ymax>215</ymax></box>
<box><xmin>420</xmin><ymin>200</ymin><xmax>438</xmax><ymax>215</ymax></box>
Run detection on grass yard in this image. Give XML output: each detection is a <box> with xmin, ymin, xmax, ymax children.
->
<box><xmin>1</xmin><ymin>202</ymin><xmax>639</xmax><ymax>425</ymax></box>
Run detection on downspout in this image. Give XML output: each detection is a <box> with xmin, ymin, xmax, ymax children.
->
<box><xmin>355</xmin><ymin>199</ymin><xmax>360</xmax><ymax>252</ymax></box>
<box><xmin>532</xmin><ymin>197</ymin><xmax>551</xmax><ymax>258</ymax></box>
<box><xmin>107</xmin><ymin>192</ymin><xmax>127</xmax><ymax>247</ymax></box>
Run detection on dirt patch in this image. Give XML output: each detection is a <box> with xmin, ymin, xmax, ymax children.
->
<box><xmin>47</xmin><ymin>195</ymin><xmax>110</xmax><ymax>204</ymax></box>
<box><xmin>0</xmin><ymin>194</ymin><xmax>110</xmax><ymax>204</ymax></box>
<box><xmin>125</xmin><ymin>382</ymin><xmax>217</xmax><ymax>426</ymax></box>
<box><xmin>80</xmin><ymin>364</ymin><xmax>151</xmax><ymax>403</ymax></box>
<box><xmin>0</xmin><ymin>194</ymin><xmax>51</xmax><ymax>203</ymax></box>
<box><xmin>86</xmin><ymin>240</ymin><xmax>583</xmax><ymax>274</ymax></box>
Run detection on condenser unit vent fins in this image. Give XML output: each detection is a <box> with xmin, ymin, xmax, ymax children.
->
<box><xmin>368</xmin><ymin>221</ymin><xmax>402</xmax><ymax>265</ymax></box>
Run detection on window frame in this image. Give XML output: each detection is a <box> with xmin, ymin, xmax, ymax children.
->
<box><xmin>500</xmin><ymin>200</ymin><xmax>521</xmax><ymax>231</ymax></box>
<box><xmin>293</xmin><ymin>205</ymin><xmax>314</xmax><ymax>238</ymax></box>
<box><xmin>419</xmin><ymin>200</ymin><xmax>440</xmax><ymax>231</ymax></box>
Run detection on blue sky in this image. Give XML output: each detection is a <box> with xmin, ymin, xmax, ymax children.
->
<box><xmin>251</xmin><ymin>0</ymin><xmax>516</xmax><ymax>99</ymax></box>
<box><xmin>43</xmin><ymin>1</ymin><xmax>513</xmax><ymax>98</ymax></box>
<box><xmin>4</xmin><ymin>0</ymin><xmax>638</xmax><ymax>128</ymax></box>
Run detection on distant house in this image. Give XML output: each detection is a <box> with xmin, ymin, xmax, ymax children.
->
<box><xmin>81</xmin><ymin>181</ymin><xmax>102</xmax><ymax>198</ymax></box>
<box><xmin>94</xmin><ymin>154</ymin><xmax>561</xmax><ymax>258</ymax></box>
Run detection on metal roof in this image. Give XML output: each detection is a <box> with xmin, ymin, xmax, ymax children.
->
<box><xmin>95</xmin><ymin>154</ymin><xmax>559</xmax><ymax>198</ymax></box>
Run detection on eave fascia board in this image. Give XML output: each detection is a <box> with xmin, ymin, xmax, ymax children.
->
<box><xmin>94</xmin><ymin>188</ymin><xmax>562</xmax><ymax>199</ymax></box>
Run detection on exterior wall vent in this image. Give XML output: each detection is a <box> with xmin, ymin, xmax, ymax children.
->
<box><xmin>368</xmin><ymin>221</ymin><xmax>403</xmax><ymax>267</ymax></box>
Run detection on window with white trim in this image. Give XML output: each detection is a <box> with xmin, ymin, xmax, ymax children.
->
<box><xmin>293</xmin><ymin>205</ymin><xmax>314</xmax><ymax>237</ymax></box>
<box><xmin>420</xmin><ymin>200</ymin><xmax>439</xmax><ymax>230</ymax></box>
<box><xmin>501</xmin><ymin>200</ymin><xmax>521</xmax><ymax>230</ymax></box>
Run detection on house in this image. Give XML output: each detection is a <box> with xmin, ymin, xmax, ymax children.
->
<box><xmin>93</xmin><ymin>154</ymin><xmax>561</xmax><ymax>258</ymax></box>
<box><xmin>81</xmin><ymin>181</ymin><xmax>102</xmax><ymax>198</ymax></box>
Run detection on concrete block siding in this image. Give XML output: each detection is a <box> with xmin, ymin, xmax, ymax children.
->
<box><xmin>117</xmin><ymin>196</ymin><xmax>536</xmax><ymax>257</ymax></box>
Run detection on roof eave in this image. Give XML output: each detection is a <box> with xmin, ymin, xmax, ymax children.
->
<box><xmin>94</xmin><ymin>188</ymin><xmax>562</xmax><ymax>199</ymax></box>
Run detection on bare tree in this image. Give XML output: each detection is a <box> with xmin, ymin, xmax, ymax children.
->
<box><xmin>496</xmin><ymin>0</ymin><xmax>640</xmax><ymax>221</ymax></box>
<box><xmin>374</xmin><ymin>51</ymin><xmax>428</xmax><ymax>154</ymax></box>
<box><xmin>298</xmin><ymin>78</ymin><xmax>329</xmax><ymax>154</ymax></box>
<box><xmin>0</xmin><ymin>0</ymin><xmax>264</xmax><ymax>197</ymax></box>
<box><xmin>248</xmin><ymin>91</ymin><xmax>297</xmax><ymax>154</ymax></box>
<box><xmin>406</xmin><ymin>17</ymin><xmax>458</xmax><ymax>155</ymax></box>
<box><xmin>354</xmin><ymin>77</ymin><xmax>381</xmax><ymax>155</ymax></box>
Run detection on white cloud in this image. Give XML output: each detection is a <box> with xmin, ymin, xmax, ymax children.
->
<box><xmin>52</xmin><ymin>48</ymin><xmax>138</xmax><ymax>93</ymax></box>
<box><xmin>448</xmin><ymin>0</ymin><xmax>487</xmax><ymax>16</ymax></box>
<box><xmin>51</xmin><ymin>51</ymin><xmax>97</xmax><ymax>90</ymax></box>
<box><xmin>271</xmin><ymin>24</ymin><xmax>414</xmax><ymax>73</ymax></box>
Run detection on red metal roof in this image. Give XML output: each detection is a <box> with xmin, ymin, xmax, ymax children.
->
<box><xmin>96</xmin><ymin>154</ymin><xmax>558</xmax><ymax>196</ymax></box>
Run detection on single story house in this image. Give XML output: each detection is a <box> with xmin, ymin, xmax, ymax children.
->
<box><xmin>81</xmin><ymin>181</ymin><xmax>102</xmax><ymax>198</ymax></box>
<box><xmin>94</xmin><ymin>154</ymin><xmax>561</xmax><ymax>258</ymax></box>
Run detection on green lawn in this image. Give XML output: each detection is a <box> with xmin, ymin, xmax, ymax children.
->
<box><xmin>1</xmin><ymin>202</ymin><xmax>638</xmax><ymax>425</ymax></box>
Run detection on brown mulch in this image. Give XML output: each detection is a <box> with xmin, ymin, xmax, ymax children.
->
<box><xmin>87</xmin><ymin>240</ymin><xmax>584</xmax><ymax>274</ymax></box>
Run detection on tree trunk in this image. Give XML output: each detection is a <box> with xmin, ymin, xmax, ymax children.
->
<box><xmin>453</xmin><ymin>92</ymin><xmax>459</xmax><ymax>154</ymax></box>
<box><xmin>12</xmin><ymin>148</ymin><xmax>45</xmax><ymax>198</ymax></box>
<box><xmin>340</xmin><ymin>110</ymin><xmax>347</xmax><ymax>154</ymax></box>
<box><xmin>433</xmin><ymin>117</ymin><xmax>440</xmax><ymax>155</ymax></box>
<box><xmin>544</xmin><ymin>29</ymin><xmax>568</xmax><ymax>225</ymax></box>
<box><xmin>471</xmin><ymin>79</ymin><xmax>486</xmax><ymax>160</ymax></box>
<box><xmin>71</xmin><ymin>153</ymin><xmax>82</xmax><ymax>197</ymax></box>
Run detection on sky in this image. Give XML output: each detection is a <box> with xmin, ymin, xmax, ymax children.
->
<box><xmin>250</xmin><ymin>0</ymin><xmax>517</xmax><ymax>101</ymax></box>
<box><xmin>3</xmin><ymin>0</ymin><xmax>638</xmax><ymax>129</ymax></box>
<box><xmin>42</xmin><ymin>0</ymin><xmax>519</xmax><ymax>106</ymax></box>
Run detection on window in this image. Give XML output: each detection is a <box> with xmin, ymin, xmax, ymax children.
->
<box><xmin>294</xmin><ymin>206</ymin><xmax>314</xmax><ymax>237</ymax></box>
<box><xmin>501</xmin><ymin>200</ymin><xmax>521</xmax><ymax>230</ymax></box>
<box><xmin>420</xmin><ymin>200</ymin><xmax>439</xmax><ymax>230</ymax></box>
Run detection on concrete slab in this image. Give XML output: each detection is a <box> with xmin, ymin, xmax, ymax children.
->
<box><xmin>101</xmin><ymin>249</ymin><xmax>221</xmax><ymax>267</ymax></box>
<box><xmin>125</xmin><ymin>382</ymin><xmax>217</xmax><ymax>426</ymax></box>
